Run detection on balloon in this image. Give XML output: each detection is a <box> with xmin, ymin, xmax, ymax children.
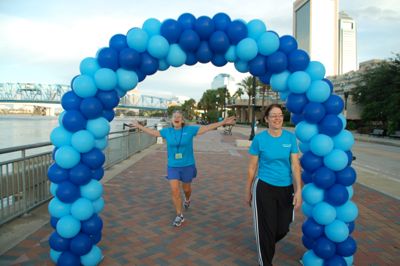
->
<box><xmin>70</xmin><ymin>233</ymin><xmax>93</xmax><ymax>256</ymax></box>
<box><xmin>326</xmin><ymin>184</ymin><xmax>349</xmax><ymax>206</ymax></box>
<box><xmin>248</xmin><ymin>55</ymin><xmax>267</xmax><ymax>76</ymax></box>
<box><xmin>140</xmin><ymin>52</ymin><xmax>158</xmax><ymax>75</ymax></box>
<box><xmin>287</xmin><ymin>71</ymin><xmax>311</xmax><ymax>94</ymax></box>
<box><xmin>56</xmin><ymin>215</ymin><xmax>81</xmax><ymax>239</ymax></box>
<box><xmin>81</xmin><ymin>214</ymin><xmax>103</xmax><ymax>235</ymax></box>
<box><xmin>259</xmin><ymin>72</ymin><xmax>272</xmax><ymax>85</ymax></box>
<box><xmin>336</xmin><ymin>236</ymin><xmax>357</xmax><ymax>256</ymax></box>
<box><xmin>97</xmin><ymin>47</ymin><xmax>119</xmax><ymax>71</ymax></box>
<box><xmin>92</xmin><ymin>167</ymin><xmax>104</xmax><ymax>181</ymax></box>
<box><xmin>166</xmin><ymin>44</ymin><xmax>187</xmax><ymax>67</ymax></box>
<box><xmin>50</xmin><ymin>182</ymin><xmax>58</xmax><ymax>196</ymax></box>
<box><xmin>80</xmin><ymin>179</ymin><xmax>103</xmax><ymax>201</ymax></box>
<box><xmin>266</xmin><ymin>51</ymin><xmax>288</xmax><ymax>73</ymax></box>
<box><xmin>312</xmin><ymin>202</ymin><xmax>336</xmax><ymax>225</ymax></box>
<box><xmin>279</xmin><ymin>35</ymin><xmax>298</xmax><ymax>54</ymax></box>
<box><xmin>302</xmin><ymin>218</ymin><xmax>324</xmax><ymax>239</ymax></box>
<box><xmin>325</xmin><ymin>220</ymin><xmax>349</xmax><ymax>242</ymax></box>
<box><xmin>313</xmin><ymin>236</ymin><xmax>336</xmax><ymax>259</ymax></box>
<box><xmin>309</xmin><ymin>134</ymin><xmax>334</xmax><ymax>156</ymax></box>
<box><xmin>86</xmin><ymin>117</ymin><xmax>110</xmax><ymax>139</ymax></box>
<box><xmin>234</xmin><ymin>60</ymin><xmax>249</xmax><ymax>73</ymax></box>
<box><xmin>338</xmin><ymin>113</ymin><xmax>347</xmax><ymax>130</ymax></box>
<box><xmin>80</xmin><ymin>97</ymin><xmax>103</xmax><ymax>119</ymax></box>
<box><xmin>56</xmin><ymin>181</ymin><xmax>80</xmax><ymax>203</ymax></box>
<box><xmin>211</xmin><ymin>54</ymin><xmax>227</xmax><ymax>67</ymax></box>
<box><xmin>109</xmin><ymin>34</ymin><xmax>127</xmax><ymax>51</ymax></box>
<box><xmin>96</xmin><ymin>90</ymin><xmax>119</xmax><ymax>110</ymax></box>
<box><xmin>178</xmin><ymin>13</ymin><xmax>196</xmax><ymax>30</ymax></box>
<box><xmin>48</xmin><ymin>197</ymin><xmax>71</xmax><ymax>218</ymax></box>
<box><xmin>92</xmin><ymin>197</ymin><xmax>105</xmax><ymax>213</ymax></box>
<box><xmin>300</xmin><ymin>151</ymin><xmax>323</xmax><ymax>172</ymax></box>
<box><xmin>306</xmin><ymin>80</ymin><xmax>331</xmax><ymax>103</ymax></box>
<box><xmin>71</xmin><ymin>198</ymin><xmax>94</xmax><ymax>220</ymax></box>
<box><xmin>295</xmin><ymin>121</ymin><xmax>318</xmax><ymax>143</ymax></box>
<box><xmin>158</xmin><ymin>59</ymin><xmax>170</xmax><ymax>70</ymax></box>
<box><xmin>312</xmin><ymin>166</ymin><xmax>336</xmax><ymax>189</ymax></box>
<box><xmin>333</xmin><ymin>130</ymin><xmax>355</xmax><ymax>151</ymax></box>
<box><xmin>94</xmin><ymin>136</ymin><xmax>108</xmax><ymax>150</ymax></box>
<box><xmin>212</xmin><ymin>13</ymin><xmax>231</xmax><ymax>31</ymax></box>
<box><xmin>62</xmin><ymin>110</ymin><xmax>87</xmax><ymax>132</ymax></box>
<box><xmin>291</xmin><ymin>113</ymin><xmax>304</xmax><ymax>125</ymax></box>
<box><xmin>336</xmin><ymin>200</ymin><xmax>358</xmax><ymax>222</ymax></box>
<box><xmin>323</xmin><ymin>94</ymin><xmax>344</xmax><ymax>115</ymax></box>
<box><xmin>50</xmin><ymin>249</ymin><xmax>61</xmax><ymax>263</ymax></box>
<box><xmin>196</xmin><ymin>41</ymin><xmax>213</xmax><ymax>63</ymax></box>
<box><xmin>50</xmin><ymin>216</ymin><xmax>59</xmax><ymax>229</ymax></box>
<box><xmin>48</xmin><ymin>163</ymin><xmax>69</xmax><ymax>183</ymax></box>
<box><xmin>142</xmin><ymin>18</ymin><xmax>161</xmax><ymax>36</ymax></box>
<box><xmin>226</xmin><ymin>20</ymin><xmax>247</xmax><ymax>44</ymax></box>
<box><xmin>301</xmin><ymin>170</ymin><xmax>313</xmax><ymax>184</ymax></box>
<box><xmin>194</xmin><ymin>16</ymin><xmax>214</xmax><ymax>40</ymax></box>
<box><xmin>302</xmin><ymin>235</ymin><xmax>315</xmax><ymax>249</ymax></box>
<box><xmin>58</xmin><ymin>251</ymin><xmax>80</xmax><ymax>266</ymax></box>
<box><xmin>185</xmin><ymin>52</ymin><xmax>198</xmax><ymax>65</ymax></box>
<box><xmin>319</xmin><ymin>115</ymin><xmax>343</xmax><ymax>136</ymax></box>
<box><xmin>69</xmin><ymin>163</ymin><xmax>92</xmax><ymax>186</ymax></box>
<box><xmin>81</xmin><ymin>148</ymin><xmax>106</xmax><ymax>169</ymax></box>
<box><xmin>224</xmin><ymin>45</ymin><xmax>236</xmax><ymax>62</ymax></box>
<box><xmin>55</xmin><ymin>146</ymin><xmax>81</xmax><ymax>169</ymax></box>
<box><xmin>302</xmin><ymin>183</ymin><xmax>324</xmax><ymax>205</ymax></box>
<box><xmin>324</xmin><ymin>149</ymin><xmax>348</xmax><ymax>171</ymax></box>
<box><xmin>61</xmin><ymin>91</ymin><xmax>82</xmax><ymax>111</ymax></box>
<box><xmin>117</xmin><ymin>69</ymin><xmax>139</xmax><ymax>91</ymax></box>
<box><xmin>147</xmin><ymin>35</ymin><xmax>170</xmax><ymax>59</ymax></box>
<box><xmin>80</xmin><ymin>245</ymin><xmax>103</xmax><ymax>266</ymax></box>
<box><xmin>209</xmin><ymin>31</ymin><xmax>230</xmax><ymax>53</ymax></box>
<box><xmin>306</xmin><ymin>61</ymin><xmax>326</xmax><ymax>80</ymax></box>
<box><xmin>247</xmin><ymin>19</ymin><xmax>266</xmax><ymax>40</ymax></box>
<box><xmin>49</xmin><ymin>232</ymin><xmax>71</xmax><ymax>251</ymax></box>
<box><xmin>50</xmin><ymin>126</ymin><xmax>72</xmax><ymax>148</ymax></box>
<box><xmin>119</xmin><ymin>48</ymin><xmax>141</xmax><ymax>70</ymax></box>
<box><xmin>236</xmin><ymin>38</ymin><xmax>258</xmax><ymax>61</ymax></box>
<box><xmin>302</xmin><ymin>250</ymin><xmax>324</xmax><ymax>266</ymax></box>
<box><xmin>72</xmin><ymin>75</ymin><xmax>97</xmax><ymax>98</ymax></box>
<box><xmin>179</xmin><ymin>29</ymin><xmax>201</xmax><ymax>52</ymax></box>
<box><xmin>286</xmin><ymin>93</ymin><xmax>308</xmax><ymax>114</ymax></box>
<box><xmin>288</xmin><ymin>49</ymin><xmax>310</xmax><ymax>72</ymax></box>
<box><xmin>270</xmin><ymin>70</ymin><xmax>290</xmax><ymax>92</ymax></box>
<box><xmin>257</xmin><ymin>31</ymin><xmax>280</xmax><ymax>56</ymax></box>
<box><xmin>126</xmin><ymin>27</ymin><xmax>148</xmax><ymax>52</ymax></box>
<box><xmin>302</xmin><ymin>201</ymin><xmax>313</xmax><ymax>217</ymax></box>
<box><xmin>336</xmin><ymin>166</ymin><xmax>356</xmax><ymax>186</ymax></box>
<box><xmin>324</xmin><ymin>255</ymin><xmax>347</xmax><ymax>266</ymax></box>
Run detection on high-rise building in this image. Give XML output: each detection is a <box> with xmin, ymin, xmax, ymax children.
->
<box><xmin>339</xmin><ymin>11</ymin><xmax>357</xmax><ymax>74</ymax></box>
<box><xmin>211</xmin><ymin>73</ymin><xmax>237</xmax><ymax>96</ymax></box>
<box><xmin>293</xmin><ymin>0</ymin><xmax>339</xmax><ymax>76</ymax></box>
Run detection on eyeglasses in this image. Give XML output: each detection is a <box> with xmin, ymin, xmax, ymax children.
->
<box><xmin>268</xmin><ymin>114</ymin><xmax>284</xmax><ymax>119</ymax></box>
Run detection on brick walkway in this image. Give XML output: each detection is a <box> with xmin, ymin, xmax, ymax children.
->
<box><xmin>1</xmin><ymin>130</ymin><xmax>399</xmax><ymax>265</ymax></box>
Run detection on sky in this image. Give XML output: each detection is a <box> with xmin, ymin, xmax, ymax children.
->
<box><xmin>0</xmin><ymin>0</ymin><xmax>399</xmax><ymax>101</ymax></box>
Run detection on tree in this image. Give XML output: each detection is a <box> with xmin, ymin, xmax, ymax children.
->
<box><xmin>181</xmin><ymin>98</ymin><xmax>197</xmax><ymax>120</ymax></box>
<box><xmin>237</xmin><ymin>76</ymin><xmax>261</xmax><ymax>122</ymax></box>
<box><xmin>352</xmin><ymin>54</ymin><xmax>400</xmax><ymax>134</ymax></box>
<box><xmin>198</xmin><ymin>89</ymin><xmax>220</xmax><ymax>122</ymax></box>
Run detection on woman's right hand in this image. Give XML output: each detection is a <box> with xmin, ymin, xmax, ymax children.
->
<box><xmin>129</xmin><ymin>120</ymin><xmax>140</xmax><ymax>128</ymax></box>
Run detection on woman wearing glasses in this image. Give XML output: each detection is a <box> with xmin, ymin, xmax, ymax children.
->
<box><xmin>245</xmin><ymin>104</ymin><xmax>302</xmax><ymax>266</ymax></box>
<box><xmin>130</xmin><ymin>111</ymin><xmax>236</xmax><ymax>227</ymax></box>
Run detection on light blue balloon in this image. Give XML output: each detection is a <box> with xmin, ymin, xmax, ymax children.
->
<box><xmin>71</xmin><ymin>130</ymin><xmax>95</xmax><ymax>153</ymax></box>
<box><xmin>167</xmin><ymin>44</ymin><xmax>187</xmax><ymax>67</ymax></box>
<box><xmin>325</xmin><ymin>219</ymin><xmax>349</xmax><ymax>242</ymax></box>
<box><xmin>71</xmin><ymin>198</ymin><xmax>94</xmax><ymax>220</ymax></box>
<box><xmin>324</xmin><ymin>149</ymin><xmax>348</xmax><ymax>171</ymax></box>
<box><xmin>295</xmin><ymin>121</ymin><xmax>319</xmax><ymax>143</ymax></box>
<box><xmin>115</xmin><ymin>87</ymin><xmax>127</xmax><ymax>98</ymax></box>
<box><xmin>94</xmin><ymin>68</ymin><xmax>117</xmax><ymax>91</ymax></box>
<box><xmin>236</xmin><ymin>38</ymin><xmax>258</xmax><ymax>61</ymax></box>
<box><xmin>310</xmin><ymin>134</ymin><xmax>334</xmax><ymax>157</ymax></box>
<box><xmin>299</xmin><ymin>141</ymin><xmax>310</xmax><ymax>153</ymax></box>
<box><xmin>302</xmin><ymin>183</ymin><xmax>324</xmax><ymax>205</ymax></box>
<box><xmin>338</xmin><ymin>113</ymin><xmax>347</xmax><ymax>130</ymax></box>
<box><xmin>58</xmin><ymin>111</ymin><xmax>65</xmax><ymax>125</ymax></box>
<box><xmin>257</xmin><ymin>31</ymin><xmax>280</xmax><ymax>56</ymax></box>
<box><xmin>92</xmin><ymin>197</ymin><xmax>105</xmax><ymax>213</ymax></box>
<box><xmin>48</xmin><ymin>197</ymin><xmax>71</xmax><ymax>218</ymax></box>
<box><xmin>346</xmin><ymin>185</ymin><xmax>354</xmax><ymax>199</ymax></box>
<box><xmin>87</xmin><ymin>117</ymin><xmax>110</xmax><ymax>139</ymax></box>
<box><xmin>333</xmin><ymin>130</ymin><xmax>354</xmax><ymax>151</ymax></box>
<box><xmin>305</xmin><ymin>61</ymin><xmax>326</xmax><ymax>81</ymax></box>
<box><xmin>50</xmin><ymin>182</ymin><xmax>58</xmax><ymax>196</ymax></box>
<box><xmin>312</xmin><ymin>201</ymin><xmax>337</xmax><ymax>225</ymax></box>
<box><xmin>72</xmin><ymin>75</ymin><xmax>97</xmax><ymax>98</ymax></box>
<box><xmin>126</xmin><ymin>27</ymin><xmax>148</xmax><ymax>52</ymax></box>
<box><xmin>117</xmin><ymin>69</ymin><xmax>139</xmax><ymax>91</ymax></box>
<box><xmin>270</xmin><ymin>70</ymin><xmax>290</xmax><ymax>92</ymax></box>
<box><xmin>336</xmin><ymin>200</ymin><xmax>358</xmax><ymax>222</ymax></box>
<box><xmin>225</xmin><ymin>45</ymin><xmax>237</xmax><ymax>62</ymax></box>
<box><xmin>80</xmin><ymin>245</ymin><xmax>103</xmax><ymax>266</ymax></box>
<box><xmin>279</xmin><ymin>90</ymin><xmax>289</xmax><ymax>101</ymax></box>
<box><xmin>80</xmin><ymin>57</ymin><xmax>100</xmax><ymax>77</ymax></box>
<box><xmin>234</xmin><ymin>60</ymin><xmax>249</xmax><ymax>73</ymax></box>
<box><xmin>50</xmin><ymin>126</ymin><xmax>72</xmax><ymax>147</ymax></box>
<box><xmin>50</xmin><ymin>249</ymin><xmax>61</xmax><ymax>264</ymax></box>
<box><xmin>344</xmin><ymin>255</ymin><xmax>354</xmax><ymax>266</ymax></box>
<box><xmin>306</xmin><ymin>80</ymin><xmax>331</xmax><ymax>103</ymax></box>
<box><xmin>56</xmin><ymin>215</ymin><xmax>81</xmax><ymax>238</ymax></box>
<box><xmin>81</xmin><ymin>180</ymin><xmax>103</xmax><ymax>201</ymax></box>
<box><xmin>142</xmin><ymin>18</ymin><xmax>161</xmax><ymax>37</ymax></box>
<box><xmin>147</xmin><ymin>35</ymin><xmax>170</xmax><ymax>59</ymax></box>
<box><xmin>302</xmin><ymin>202</ymin><xmax>313</xmax><ymax>217</ymax></box>
<box><xmin>287</xmin><ymin>71</ymin><xmax>311</xmax><ymax>94</ymax></box>
<box><xmin>158</xmin><ymin>59</ymin><xmax>170</xmax><ymax>71</ymax></box>
<box><xmin>247</xmin><ymin>19</ymin><xmax>266</xmax><ymax>40</ymax></box>
<box><xmin>94</xmin><ymin>137</ymin><xmax>108</xmax><ymax>150</ymax></box>
<box><xmin>55</xmin><ymin>146</ymin><xmax>81</xmax><ymax>169</ymax></box>
<box><xmin>302</xmin><ymin>250</ymin><xmax>324</xmax><ymax>266</ymax></box>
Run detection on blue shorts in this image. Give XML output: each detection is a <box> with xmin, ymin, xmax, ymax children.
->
<box><xmin>166</xmin><ymin>165</ymin><xmax>197</xmax><ymax>183</ymax></box>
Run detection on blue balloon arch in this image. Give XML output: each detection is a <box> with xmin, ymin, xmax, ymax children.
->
<box><xmin>47</xmin><ymin>12</ymin><xmax>358</xmax><ymax>266</ymax></box>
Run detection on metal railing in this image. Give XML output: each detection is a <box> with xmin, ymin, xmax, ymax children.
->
<box><xmin>0</xmin><ymin>128</ymin><xmax>157</xmax><ymax>226</ymax></box>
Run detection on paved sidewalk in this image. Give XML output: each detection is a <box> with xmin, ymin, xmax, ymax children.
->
<box><xmin>1</xmin><ymin>129</ymin><xmax>399</xmax><ymax>265</ymax></box>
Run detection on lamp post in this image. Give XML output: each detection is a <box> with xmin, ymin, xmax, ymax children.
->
<box><xmin>249</xmin><ymin>76</ymin><xmax>256</xmax><ymax>141</ymax></box>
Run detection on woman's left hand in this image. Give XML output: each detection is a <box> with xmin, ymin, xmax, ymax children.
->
<box><xmin>293</xmin><ymin>190</ymin><xmax>302</xmax><ymax>210</ymax></box>
<box><xmin>223</xmin><ymin>116</ymin><xmax>236</xmax><ymax>125</ymax></box>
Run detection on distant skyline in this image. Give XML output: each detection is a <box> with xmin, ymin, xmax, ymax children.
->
<box><xmin>0</xmin><ymin>0</ymin><xmax>399</xmax><ymax>101</ymax></box>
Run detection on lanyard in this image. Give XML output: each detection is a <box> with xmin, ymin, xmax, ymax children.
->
<box><xmin>173</xmin><ymin>127</ymin><xmax>183</xmax><ymax>153</ymax></box>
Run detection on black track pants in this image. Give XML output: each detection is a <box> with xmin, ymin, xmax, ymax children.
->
<box><xmin>252</xmin><ymin>179</ymin><xmax>294</xmax><ymax>266</ymax></box>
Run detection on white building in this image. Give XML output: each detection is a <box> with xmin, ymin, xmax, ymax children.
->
<box><xmin>211</xmin><ymin>73</ymin><xmax>237</xmax><ymax>96</ymax></box>
<box><xmin>293</xmin><ymin>0</ymin><xmax>339</xmax><ymax>76</ymax></box>
<box><xmin>339</xmin><ymin>11</ymin><xmax>358</xmax><ymax>74</ymax></box>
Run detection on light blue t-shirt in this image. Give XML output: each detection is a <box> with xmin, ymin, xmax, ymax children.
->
<box><xmin>248</xmin><ymin>129</ymin><xmax>299</xmax><ymax>186</ymax></box>
<box><xmin>160</xmin><ymin>125</ymin><xmax>200</xmax><ymax>167</ymax></box>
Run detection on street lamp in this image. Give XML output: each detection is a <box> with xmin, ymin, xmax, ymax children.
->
<box><xmin>249</xmin><ymin>76</ymin><xmax>256</xmax><ymax>141</ymax></box>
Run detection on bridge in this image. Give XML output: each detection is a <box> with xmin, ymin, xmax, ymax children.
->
<box><xmin>0</xmin><ymin>83</ymin><xmax>172</xmax><ymax>112</ymax></box>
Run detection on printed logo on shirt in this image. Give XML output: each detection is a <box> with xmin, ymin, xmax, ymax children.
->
<box><xmin>282</xmin><ymin>143</ymin><xmax>291</xmax><ymax>148</ymax></box>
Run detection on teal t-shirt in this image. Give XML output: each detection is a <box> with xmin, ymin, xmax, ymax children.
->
<box><xmin>160</xmin><ymin>125</ymin><xmax>200</xmax><ymax>167</ymax></box>
<box><xmin>248</xmin><ymin>129</ymin><xmax>299</xmax><ymax>186</ymax></box>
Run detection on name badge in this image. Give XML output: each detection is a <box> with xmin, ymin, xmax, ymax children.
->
<box><xmin>175</xmin><ymin>153</ymin><xmax>183</xmax><ymax>159</ymax></box>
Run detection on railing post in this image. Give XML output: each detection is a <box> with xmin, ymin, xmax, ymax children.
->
<box><xmin>21</xmin><ymin>149</ymin><xmax>28</xmax><ymax>215</ymax></box>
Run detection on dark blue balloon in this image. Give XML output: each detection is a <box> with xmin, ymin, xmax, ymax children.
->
<box><xmin>49</xmin><ymin>232</ymin><xmax>70</xmax><ymax>252</ymax></box>
<box><xmin>326</xmin><ymin>184</ymin><xmax>349</xmax><ymax>206</ymax></box>
<box><xmin>324</xmin><ymin>94</ymin><xmax>344</xmax><ymax>115</ymax></box>
<box><xmin>301</xmin><ymin>151</ymin><xmax>323</xmax><ymax>172</ymax></box>
<box><xmin>211</xmin><ymin>54</ymin><xmax>227</xmax><ymax>67</ymax></box>
<box><xmin>194</xmin><ymin>16</ymin><xmax>215</xmax><ymax>40</ymax></box>
<box><xmin>70</xmin><ymin>75</ymin><xmax>79</xmax><ymax>88</ymax></box>
<box><xmin>185</xmin><ymin>52</ymin><xmax>198</xmax><ymax>65</ymax></box>
<box><xmin>312</xmin><ymin>167</ymin><xmax>336</xmax><ymax>189</ymax></box>
<box><xmin>61</xmin><ymin>91</ymin><xmax>82</xmax><ymax>111</ymax></box>
<box><xmin>302</xmin><ymin>235</ymin><xmax>315</xmax><ymax>249</ymax></box>
<box><xmin>69</xmin><ymin>233</ymin><xmax>93</xmax><ymax>256</ymax></box>
<box><xmin>319</xmin><ymin>114</ymin><xmax>343</xmax><ymax>136</ymax></box>
<box><xmin>302</xmin><ymin>218</ymin><xmax>324</xmax><ymax>239</ymax></box>
<box><xmin>96</xmin><ymin>90</ymin><xmax>119</xmax><ymax>110</ymax></box>
<box><xmin>212</xmin><ymin>13</ymin><xmax>231</xmax><ymax>31</ymax></box>
<box><xmin>81</xmin><ymin>148</ymin><xmax>105</xmax><ymax>169</ymax></box>
<box><xmin>279</xmin><ymin>35</ymin><xmax>298</xmax><ymax>54</ymax></box>
<box><xmin>259</xmin><ymin>72</ymin><xmax>272</xmax><ymax>85</ymax></box>
<box><xmin>324</xmin><ymin>255</ymin><xmax>347</xmax><ymax>266</ymax></box>
<box><xmin>139</xmin><ymin>52</ymin><xmax>158</xmax><ymax>75</ymax></box>
<box><xmin>336</xmin><ymin>166</ymin><xmax>356</xmax><ymax>186</ymax></box>
<box><xmin>103</xmin><ymin>109</ymin><xmax>115</xmax><ymax>122</ymax></box>
<box><xmin>266</xmin><ymin>51</ymin><xmax>288</xmax><ymax>73</ymax></box>
<box><xmin>302</xmin><ymin>170</ymin><xmax>313</xmax><ymax>184</ymax></box>
<box><xmin>288</xmin><ymin>49</ymin><xmax>310</xmax><ymax>72</ymax></box>
<box><xmin>196</xmin><ymin>41</ymin><xmax>213</xmax><ymax>63</ymax></box>
<box><xmin>48</xmin><ymin>163</ymin><xmax>69</xmax><ymax>184</ymax></box>
<box><xmin>286</xmin><ymin>93</ymin><xmax>308</xmax><ymax>114</ymax></box>
<box><xmin>347</xmin><ymin>221</ymin><xmax>355</xmax><ymax>234</ymax></box>
<box><xmin>313</xmin><ymin>236</ymin><xmax>336</xmax><ymax>259</ymax></box>
<box><xmin>62</xmin><ymin>110</ymin><xmax>87</xmax><ymax>132</ymax></box>
<box><xmin>119</xmin><ymin>48</ymin><xmax>141</xmax><ymax>70</ymax></box>
<box><xmin>323</xmin><ymin>78</ymin><xmax>334</xmax><ymax>93</ymax></box>
<box><xmin>160</xmin><ymin>19</ymin><xmax>182</xmax><ymax>43</ymax></box>
<box><xmin>92</xmin><ymin>167</ymin><xmax>104</xmax><ymax>181</ymax></box>
<box><xmin>56</xmin><ymin>181</ymin><xmax>80</xmax><ymax>203</ymax></box>
<box><xmin>109</xmin><ymin>34</ymin><xmax>128</xmax><ymax>51</ymax></box>
<box><xmin>81</xmin><ymin>214</ymin><xmax>103</xmax><ymax>235</ymax></box>
<box><xmin>97</xmin><ymin>47</ymin><xmax>119</xmax><ymax>71</ymax></box>
<box><xmin>336</xmin><ymin>236</ymin><xmax>357</xmax><ymax>256</ymax></box>
<box><xmin>178</xmin><ymin>13</ymin><xmax>196</xmax><ymax>30</ymax></box>
<box><xmin>135</xmin><ymin>69</ymin><xmax>147</xmax><ymax>82</ymax></box>
<box><xmin>69</xmin><ymin>163</ymin><xmax>92</xmax><ymax>186</ymax></box>
<box><xmin>346</xmin><ymin>150</ymin><xmax>354</xmax><ymax>166</ymax></box>
<box><xmin>58</xmin><ymin>251</ymin><xmax>80</xmax><ymax>266</ymax></box>
<box><xmin>209</xmin><ymin>31</ymin><xmax>230</xmax><ymax>53</ymax></box>
<box><xmin>90</xmin><ymin>232</ymin><xmax>102</xmax><ymax>244</ymax></box>
<box><xmin>50</xmin><ymin>216</ymin><xmax>59</xmax><ymax>229</ymax></box>
<box><xmin>52</xmin><ymin>147</ymin><xmax>57</xmax><ymax>160</ymax></box>
<box><xmin>80</xmin><ymin>97</ymin><xmax>103</xmax><ymax>119</ymax></box>
<box><xmin>178</xmin><ymin>29</ymin><xmax>201</xmax><ymax>52</ymax></box>
<box><xmin>249</xmin><ymin>55</ymin><xmax>267</xmax><ymax>76</ymax></box>
<box><xmin>226</xmin><ymin>20</ymin><xmax>248</xmax><ymax>44</ymax></box>
<box><xmin>303</xmin><ymin>102</ymin><xmax>326</xmax><ymax>123</ymax></box>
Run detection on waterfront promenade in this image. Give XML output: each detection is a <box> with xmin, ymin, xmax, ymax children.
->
<box><xmin>0</xmin><ymin>127</ymin><xmax>399</xmax><ymax>265</ymax></box>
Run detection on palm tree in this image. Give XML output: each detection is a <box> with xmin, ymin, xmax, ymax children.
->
<box><xmin>237</xmin><ymin>76</ymin><xmax>256</xmax><ymax>122</ymax></box>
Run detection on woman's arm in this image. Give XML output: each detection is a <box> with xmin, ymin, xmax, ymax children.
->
<box><xmin>197</xmin><ymin>116</ymin><xmax>236</xmax><ymax>136</ymax></box>
<box><xmin>246</xmin><ymin>155</ymin><xmax>259</xmax><ymax>207</ymax></box>
<box><xmin>129</xmin><ymin>120</ymin><xmax>161</xmax><ymax>137</ymax></box>
<box><xmin>291</xmin><ymin>153</ymin><xmax>302</xmax><ymax>210</ymax></box>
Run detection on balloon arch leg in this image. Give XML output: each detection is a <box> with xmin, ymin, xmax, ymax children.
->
<box><xmin>47</xmin><ymin>12</ymin><xmax>358</xmax><ymax>266</ymax></box>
